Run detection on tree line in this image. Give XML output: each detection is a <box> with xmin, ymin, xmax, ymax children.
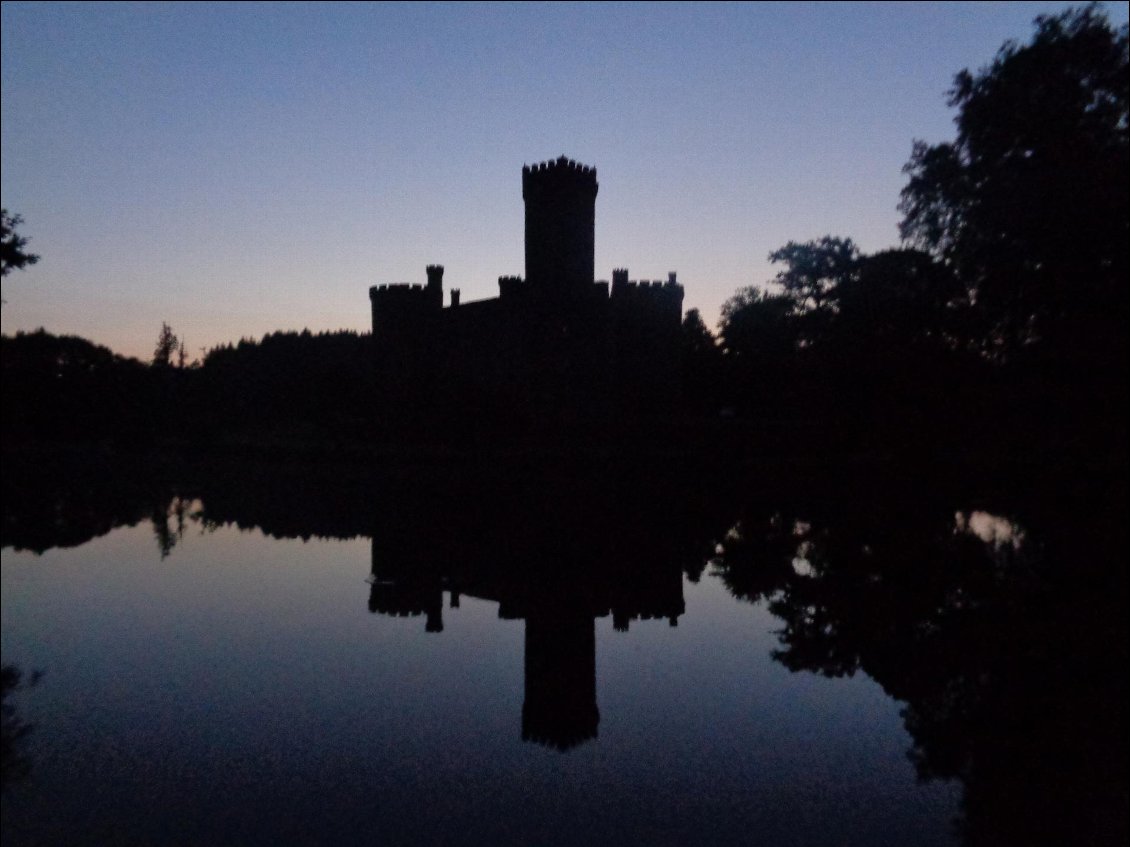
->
<box><xmin>2</xmin><ymin>6</ymin><xmax>1126</xmax><ymax>456</ymax></box>
<box><xmin>683</xmin><ymin>5</ymin><xmax>1127</xmax><ymax>456</ymax></box>
<box><xmin>1</xmin><ymin>328</ymin><xmax>375</xmax><ymax>449</ymax></box>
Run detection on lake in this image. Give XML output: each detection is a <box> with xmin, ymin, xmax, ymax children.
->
<box><xmin>1</xmin><ymin>452</ymin><xmax>1125</xmax><ymax>846</ymax></box>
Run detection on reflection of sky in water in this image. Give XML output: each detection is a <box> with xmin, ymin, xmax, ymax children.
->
<box><xmin>1</xmin><ymin>522</ymin><xmax>959</xmax><ymax>846</ymax></box>
<box><xmin>955</xmin><ymin>510</ymin><xmax>1024</xmax><ymax>549</ymax></box>
<box><xmin>715</xmin><ymin>512</ymin><xmax>1026</xmax><ymax>581</ymax></box>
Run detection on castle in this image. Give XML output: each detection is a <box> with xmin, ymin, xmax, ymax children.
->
<box><xmin>368</xmin><ymin>156</ymin><xmax>684</xmax><ymax>434</ymax></box>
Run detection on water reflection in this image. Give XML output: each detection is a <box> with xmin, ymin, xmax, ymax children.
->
<box><xmin>0</xmin><ymin>665</ymin><xmax>40</xmax><ymax>792</ymax></box>
<box><xmin>367</xmin><ymin>541</ymin><xmax>685</xmax><ymax>751</ymax></box>
<box><xmin>1</xmin><ymin>452</ymin><xmax>1126</xmax><ymax>845</ymax></box>
<box><xmin>711</xmin><ymin>478</ymin><xmax>1128</xmax><ymax>847</ymax></box>
<box><xmin>362</xmin><ymin>462</ymin><xmax>701</xmax><ymax>751</ymax></box>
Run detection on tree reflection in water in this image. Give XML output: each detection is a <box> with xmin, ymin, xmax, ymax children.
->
<box><xmin>1</xmin><ymin>665</ymin><xmax>41</xmax><ymax>793</ymax></box>
<box><xmin>2</xmin><ymin>452</ymin><xmax>1125</xmax><ymax>845</ymax></box>
<box><xmin>712</xmin><ymin>474</ymin><xmax>1128</xmax><ymax>847</ymax></box>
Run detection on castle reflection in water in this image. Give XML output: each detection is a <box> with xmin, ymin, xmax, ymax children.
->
<box><xmin>358</xmin><ymin>459</ymin><xmax>705</xmax><ymax>751</ymax></box>
<box><xmin>3</xmin><ymin>451</ymin><xmax>1125</xmax><ymax>847</ymax></box>
<box><xmin>367</xmin><ymin>536</ymin><xmax>685</xmax><ymax>751</ymax></box>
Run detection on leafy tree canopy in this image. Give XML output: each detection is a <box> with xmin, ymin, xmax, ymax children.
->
<box><xmin>899</xmin><ymin>4</ymin><xmax>1128</xmax><ymax>357</ymax></box>
<box><xmin>153</xmin><ymin>322</ymin><xmax>179</xmax><ymax>368</ymax></box>
<box><xmin>718</xmin><ymin>286</ymin><xmax>798</xmax><ymax>361</ymax></box>
<box><xmin>768</xmin><ymin>236</ymin><xmax>860</xmax><ymax>316</ymax></box>
<box><xmin>834</xmin><ymin>248</ymin><xmax>967</xmax><ymax>351</ymax></box>
<box><xmin>680</xmin><ymin>309</ymin><xmax>719</xmax><ymax>358</ymax></box>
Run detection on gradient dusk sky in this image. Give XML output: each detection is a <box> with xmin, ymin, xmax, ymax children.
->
<box><xmin>3</xmin><ymin>2</ymin><xmax>1124</xmax><ymax>361</ymax></box>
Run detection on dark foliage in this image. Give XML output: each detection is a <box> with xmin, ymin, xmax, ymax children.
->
<box><xmin>899</xmin><ymin>4</ymin><xmax>1128</xmax><ymax>361</ymax></box>
<box><xmin>152</xmin><ymin>322</ymin><xmax>180</xmax><ymax>368</ymax></box>
<box><xmin>1</xmin><ymin>330</ymin><xmax>157</xmax><ymax>443</ymax></box>
<box><xmin>1</xmin><ymin>664</ymin><xmax>41</xmax><ymax>792</ymax></box>
<box><xmin>712</xmin><ymin>6</ymin><xmax>1127</xmax><ymax>457</ymax></box>
<box><xmin>710</xmin><ymin>464</ymin><xmax>1128</xmax><ymax>847</ymax></box>
<box><xmin>768</xmin><ymin>236</ymin><xmax>859</xmax><ymax>344</ymax></box>
<box><xmin>1</xmin><ymin>329</ymin><xmax>377</xmax><ymax>450</ymax></box>
<box><xmin>0</xmin><ymin>209</ymin><xmax>39</xmax><ymax>279</ymax></box>
<box><xmin>195</xmin><ymin>330</ymin><xmax>375</xmax><ymax>445</ymax></box>
<box><xmin>679</xmin><ymin>309</ymin><xmax>725</xmax><ymax>414</ymax></box>
<box><xmin>716</xmin><ymin>240</ymin><xmax>981</xmax><ymax>449</ymax></box>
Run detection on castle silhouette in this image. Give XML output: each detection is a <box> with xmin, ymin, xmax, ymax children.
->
<box><xmin>368</xmin><ymin>156</ymin><xmax>685</xmax><ymax>433</ymax></box>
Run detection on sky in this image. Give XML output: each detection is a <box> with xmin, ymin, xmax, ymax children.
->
<box><xmin>3</xmin><ymin>1</ymin><xmax>1126</xmax><ymax>362</ymax></box>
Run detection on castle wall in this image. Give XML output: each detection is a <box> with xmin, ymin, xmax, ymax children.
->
<box><xmin>610</xmin><ymin>272</ymin><xmax>685</xmax><ymax>416</ymax></box>
<box><xmin>367</xmin><ymin>159</ymin><xmax>685</xmax><ymax>437</ymax></box>
<box><xmin>433</xmin><ymin>291</ymin><xmax>615</xmax><ymax>431</ymax></box>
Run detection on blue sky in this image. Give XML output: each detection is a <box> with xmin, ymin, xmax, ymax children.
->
<box><xmin>3</xmin><ymin>2</ymin><xmax>1124</xmax><ymax>360</ymax></box>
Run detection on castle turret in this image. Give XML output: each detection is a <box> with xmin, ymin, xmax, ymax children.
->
<box><xmin>369</xmin><ymin>264</ymin><xmax>445</xmax><ymax>335</ymax></box>
<box><xmin>611</xmin><ymin>268</ymin><xmax>629</xmax><ymax>296</ymax></box>
<box><xmin>426</xmin><ymin>264</ymin><xmax>444</xmax><ymax>309</ymax></box>
<box><xmin>522</xmin><ymin>156</ymin><xmax>598</xmax><ymax>291</ymax></box>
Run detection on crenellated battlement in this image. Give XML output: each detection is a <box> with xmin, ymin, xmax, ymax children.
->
<box><xmin>498</xmin><ymin>275</ymin><xmax>528</xmax><ymax>298</ymax></box>
<box><xmin>367</xmin><ymin>579</ymin><xmax>444</xmax><ymax>632</ymax></box>
<box><xmin>615</xmin><ymin>280</ymin><xmax>683</xmax><ymax>292</ymax></box>
<box><xmin>369</xmin><ymin>282</ymin><xmax>428</xmax><ymax>298</ymax></box>
<box><xmin>609</xmin><ymin>269</ymin><xmax>683</xmax><ymax>307</ymax></box>
<box><xmin>369</xmin><ymin>265</ymin><xmax>445</xmax><ymax>300</ymax></box>
<box><xmin>522</xmin><ymin>155</ymin><xmax>598</xmax><ymax>201</ymax></box>
<box><xmin>370</xmin><ymin>265</ymin><xmax>445</xmax><ymax>334</ymax></box>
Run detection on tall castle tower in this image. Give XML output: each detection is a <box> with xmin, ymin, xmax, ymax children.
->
<box><xmin>522</xmin><ymin>156</ymin><xmax>598</xmax><ymax>291</ymax></box>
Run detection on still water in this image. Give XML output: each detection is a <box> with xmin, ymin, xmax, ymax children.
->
<box><xmin>1</xmin><ymin>455</ymin><xmax>1124</xmax><ymax>846</ymax></box>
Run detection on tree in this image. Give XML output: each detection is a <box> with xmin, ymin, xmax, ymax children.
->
<box><xmin>899</xmin><ymin>5</ymin><xmax>1129</xmax><ymax>359</ymax></box>
<box><xmin>680</xmin><ymin>309</ymin><xmax>724</xmax><ymax>413</ymax></box>
<box><xmin>1</xmin><ymin>210</ymin><xmax>40</xmax><ymax>288</ymax></box>
<box><xmin>153</xmin><ymin>322</ymin><xmax>179</xmax><ymax>368</ymax></box>
<box><xmin>717</xmin><ymin>237</ymin><xmax>976</xmax><ymax>432</ymax></box>
<box><xmin>681</xmin><ymin>308</ymin><xmax>718</xmax><ymax>359</ymax></box>
<box><xmin>768</xmin><ymin>236</ymin><xmax>860</xmax><ymax>317</ymax></box>
<box><xmin>765</xmin><ymin>236</ymin><xmax>861</xmax><ymax>350</ymax></box>
<box><xmin>834</xmin><ymin>248</ymin><xmax>967</xmax><ymax>352</ymax></box>
<box><xmin>718</xmin><ymin>287</ymin><xmax>798</xmax><ymax>362</ymax></box>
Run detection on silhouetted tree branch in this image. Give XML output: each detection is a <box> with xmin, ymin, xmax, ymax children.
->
<box><xmin>1</xmin><ymin>209</ymin><xmax>41</xmax><ymax>305</ymax></box>
<box><xmin>153</xmin><ymin>322</ymin><xmax>179</xmax><ymax>368</ymax></box>
<box><xmin>0</xmin><ymin>210</ymin><xmax>39</xmax><ymax>278</ymax></box>
<box><xmin>899</xmin><ymin>4</ymin><xmax>1129</xmax><ymax>359</ymax></box>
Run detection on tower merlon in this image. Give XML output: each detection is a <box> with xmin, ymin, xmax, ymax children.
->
<box><xmin>522</xmin><ymin>156</ymin><xmax>599</xmax><ymax>201</ymax></box>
